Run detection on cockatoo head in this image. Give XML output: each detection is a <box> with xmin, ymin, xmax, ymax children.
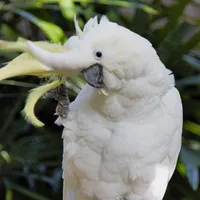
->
<box><xmin>26</xmin><ymin>16</ymin><xmax>173</xmax><ymax>94</ymax></box>
<box><xmin>1</xmin><ymin>16</ymin><xmax>174</xmax><ymax>95</ymax></box>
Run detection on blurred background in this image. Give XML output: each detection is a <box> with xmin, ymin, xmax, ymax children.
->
<box><xmin>0</xmin><ymin>0</ymin><xmax>200</xmax><ymax>199</ymax></box>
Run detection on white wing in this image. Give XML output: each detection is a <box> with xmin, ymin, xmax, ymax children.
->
<box><xmin>141</xmin><ymin>87</ymin><xmax>182</xmax><ymax>200</ymax></box>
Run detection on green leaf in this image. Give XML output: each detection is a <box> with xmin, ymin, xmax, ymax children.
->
<box><xmin>1</xmin><ymin>0</ymin><xmax>158</xmax><ymax>15</ymax></box>
<box><xmin>0</xmin><ymin>94</ymin><xmax>25</xmax><ymax>139</ymax></box>
<box><xmin>10</xmin><ymin>0</ymin><xmax>58</xmax><ymax>3</ymax></box>
<box><xmin>1</xmin><ymin>24</ymin><xmax>18</xmax><ymax>40</ymax></box>
<box><xmin>176</xmin><ymin>75</ymin><xmax>200</xmax><ymax>87</ymax></box>
<box><xmin>8</xmin><ymin>180</ymin><xmax>50</xmax><ymax>200</ymax></box>
<box><xmin>4</xmin><ymin>179</ymin><xmax>13</xmax><ymax>200</ymax></box>
<box><xmin>0</xmin><ymin>150</ymin><xmax>12</xmax><ymax>164</ymax></box>
<box><xmin>185</xmin><ymin>164</ymin><xmax>199</xmax><ymax>190</ymax></box>
<box><xmin>183</xmin><ymin>55</ymin><xmax>200</xmax><ymax>71</ymax></box>
<box><xmin>74</xmin><ymin>0</ymin><xmax>159</xmax><ymax>15</ymax></box>
<box><xmin>180</xmin><ymin>31</ymin><xmax>200</xmax><ymax>58</ymax></box>
<box><xmin>13</xmin><ymin>9</ymin><xmax>65</xmax><ymax>43</ymax></box>
<box><xmin>184</xmin><ymin>121</ymin><xmax>200</xmax><ymax>136</ymax></box>
<box><xmin>181</xmin><ymin>147</ymin><xmax>200</xmax><ymax>170</ymax></box>
<box><xmin>180</xmin><ymin>147</ymin><xmax>200</xmax><ymax>190</ymax></box>
<box><xmin>132</xmin><ymin>9</ymin><xmax>149</xmax><ymax>35</ymax></box>
<box><xmin>9</xmin><ymin>171</ymin><xmax>60</xmax><ymax>190</ymax></box>
<box><xmin>8</xmin><ymin>134</ymin><xmax>62</xmax><ymax>167</ymax></box>
<box><xmin>159</xmin><ymin>0</ymin><xmax>191</xmax><ymax>42</ymax></box>
<box><xmin>177</xmin><ymin>161</ymin><xmax>186</xmax><ymax>177</ymax></box>
<box><xmin>0</xmin><ymin>80</ymin><xmax>38</xmax><ymax>88</ymax></box>
<box><xmin>5</xmin><ymin>188</ymin><xmax>13</xmax><ymax>200</ymax></box>
<box><xmin>157</xmin><ymin>22</ymin><xmax>192</xmax><ymax>63</ymax></box>
<box><xmin>59</xmin><ymin>0</ymin><xmax>76</xmax><ymax>20</ymax></box>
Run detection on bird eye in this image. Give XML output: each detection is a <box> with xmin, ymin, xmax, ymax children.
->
<box><xmin>94</xmin><ymin>49</ymin><xmax>103</xmax><ymax>60</ymax></box>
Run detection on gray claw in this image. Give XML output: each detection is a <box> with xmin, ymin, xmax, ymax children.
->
<box><xmin>42</xmin><ymin>83</ymin><xmax>70</xmax><ymax>118</ymax></box>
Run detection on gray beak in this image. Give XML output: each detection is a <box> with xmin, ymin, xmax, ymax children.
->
<box><xmin>81</xmin><ymin>64</ymin><xmax>104</xmax><ymax>88</ymax></box>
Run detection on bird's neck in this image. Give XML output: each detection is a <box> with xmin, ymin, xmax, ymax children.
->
<box><xmin>88</xmin><ymin>86</ymin><xmax>161</xmax><ymax>121</ymax></box>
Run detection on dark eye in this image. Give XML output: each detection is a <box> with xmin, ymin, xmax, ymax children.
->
<box><xmin>94</xmin><ymin>49</ymin><xmax>103</xmax><ymax>60</ymax></box>
<box><xmin>96</xmin><ymin>51</ymin><xmax>102</xmax><ymax>58</ymax></box>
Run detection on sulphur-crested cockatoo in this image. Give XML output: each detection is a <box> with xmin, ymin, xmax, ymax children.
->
<box><xmin>0</xmin><ymin>16</ymin><xmax>182</xmax><ymax>200</ymax></box>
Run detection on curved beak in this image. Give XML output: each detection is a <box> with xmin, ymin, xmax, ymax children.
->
<box><xmin>27</xmin><ymin>41</ymin><xmax>93</xmax><ymax>74</ymax></box>
<box><xmin>27</xmin><ymin>41</ymin><xmax>104</xmax><ymax>88</ymax></box>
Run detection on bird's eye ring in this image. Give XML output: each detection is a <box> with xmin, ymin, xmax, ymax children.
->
<box><xmin>94</xmin><ymin>49</ymin><xmax>103</xmax><ymax>60</ymax></box>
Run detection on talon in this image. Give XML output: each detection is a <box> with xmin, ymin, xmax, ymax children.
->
<box><xmin>42</xmin><ymin>83</ymin><xmax>70</xmax><ymax>118</ymax></box>
<box><xmin>56</xmin><ymin>103</ymin><xmax>69</xmax><ymax>118</ymax></box>
<box><xmin>42</xmin><ymin>89</ymin><xmax>57</xmax><ymax>99</ymax></box>
<box><xmin>41</xmin><ymin>83</ymin><xmax>70</xmax><ymax>118</ymax></box>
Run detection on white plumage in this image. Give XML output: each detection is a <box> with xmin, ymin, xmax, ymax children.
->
<box><xmin>28</xmin><ymin>16</ymin><xmax>183</xmax><ymax>200</ymax></box>
<box><xmin>60</xmin><ymin>81</ymin><xmax>182</xmax><ymax>200</ymax></box>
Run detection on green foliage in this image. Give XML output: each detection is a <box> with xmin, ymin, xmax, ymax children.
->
<box><xmin>13</xmin><ymin>9</ymin><xmax>66</xmax><ymax>43</ymax></box>
<box><xmin>0</xmin><ymin>0</ymin><xmax>200</xmax><ymax>199</ymax></box>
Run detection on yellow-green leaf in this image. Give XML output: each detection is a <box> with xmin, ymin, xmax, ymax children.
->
<box><xmin>184</xmin><ymin>121</ymin><xmax>200</xmax><ymax>136</ymax></box>
<box><xmin>1</xmin><ymin>24</ymin><xmax>18</xmax><ymax>40</ymax></box>
<box><xmin>5</xmin><ymin>188</ymin><xmax>13</xmax><ymax>200</ymax></box>
<box><xmin>0</xmin><ymin>39</ymin><xmax>66</xmax><ymax>52</ymax></box>
<box><xmin>22</xmin><ymin>80</ymin><xmax>63</xmax><ymax>127</ymax></box>
<box><xmin>60</xmin><ymin>0</ymin><xmax>76</xmax><ymax>20</ymax></box>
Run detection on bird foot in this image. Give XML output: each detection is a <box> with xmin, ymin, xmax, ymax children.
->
<box><xmin>42</xmin><ymin>83</ymin><xmax>70</xmax><ymax>118</ymax></box>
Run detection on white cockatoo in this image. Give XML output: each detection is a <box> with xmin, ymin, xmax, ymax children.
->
<box><xmin>0</xmin><ymin>16</ymin><xmax>182</xmax><ymax>200</ymax></box>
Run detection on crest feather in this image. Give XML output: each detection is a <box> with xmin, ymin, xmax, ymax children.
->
<box><xmin>74</xmin><ymin>15</ymin><xmax>109</xmax><ymax>37</ymax></box>
<box><xmin>100</xmin><ymin>15</ymin><xmax>109</xmax><ymax>23</ymax></box>
<box><xmin>74</xmin><ymin>15</ymin><xmax>83</xmax><ymax>36</ymax></box>
<box><xmin>83</xmin><ymin>17</ymin><xmax>95</xmax><ymax>33</ymax></box>
<box><xmin>83</xmin><ymin>16</ymin><xmax>99</xmax><ymax>33</ymax></box>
